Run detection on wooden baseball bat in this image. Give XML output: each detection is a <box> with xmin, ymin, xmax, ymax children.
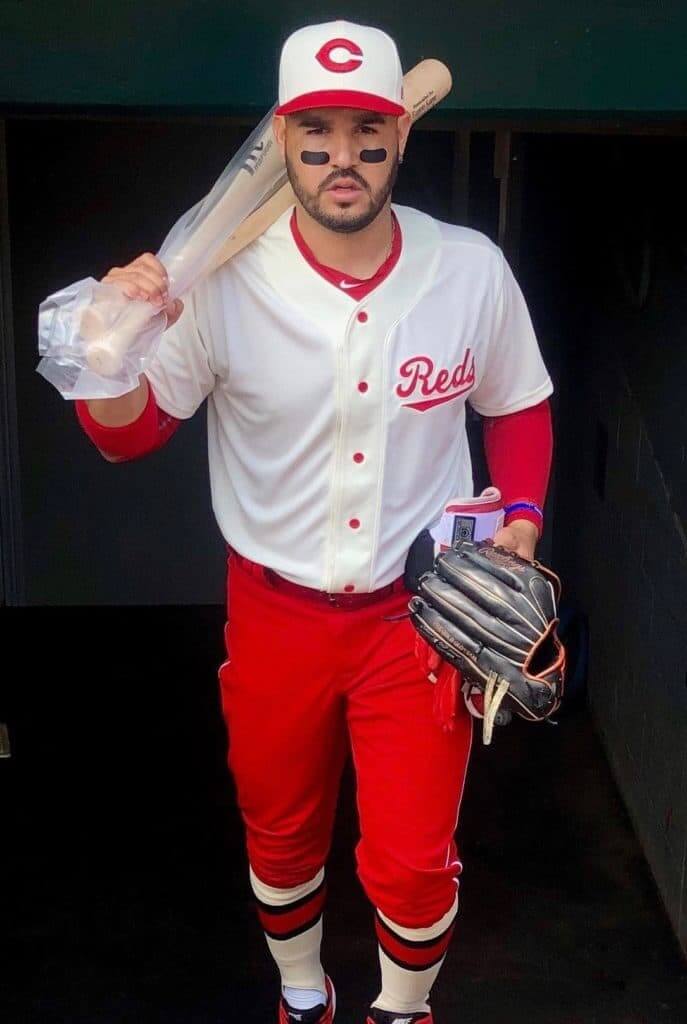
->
<box><xmin>207</xmin><ymin>59</ymin><xmax>452</xmax><ymax>273</ymax></box>
<box><xmin>85</xmin><ymin>59</ymin><xmax>452</xmax><ymax>376</ymax></box>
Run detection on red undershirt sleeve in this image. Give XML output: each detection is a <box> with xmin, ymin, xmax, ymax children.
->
<box><xmin>482</xmin><ymin>398</ymin><xmax>553</xmax><ymax>533</ymax></box>
<box><xmin>75</xmin><ymin>382</ymin><xmax>181</xmax><ymax>462</ymax></box>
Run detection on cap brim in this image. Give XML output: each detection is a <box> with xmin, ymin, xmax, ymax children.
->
<box><xmin>275</xmin><ymin>90</ymin><xmax>406</xmax><ymax>116</ymax></box>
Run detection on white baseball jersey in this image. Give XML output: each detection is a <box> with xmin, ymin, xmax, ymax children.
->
<box><xmin>144</xmin><ymin>203</ymin><xmax>553</xmax><ymax>593</ymax></box>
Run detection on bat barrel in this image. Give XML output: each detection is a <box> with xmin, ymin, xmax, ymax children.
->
<box><xmin>81</xmin><ymin>60</ymin><xmax>453</xmax><ymax>377</ymax></box>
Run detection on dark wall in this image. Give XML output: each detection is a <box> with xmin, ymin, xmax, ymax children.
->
<box><xmin>3</xmin><ymin>1</ymin><xmax>687</xmax><ymax>115</ymax></box>
<box><xmin>7</xmin><ymin>117</ymin><xmax>456</xmax><ymax>605</ymax></box>
<box><xmin>518</xmin><ymin>131</ymin><xmax>687</xmax><ymax>950</ymax></box>
<box><xmin>517</xmin><ymin>133</ymin><xmax>687</xmax><ymax>575</ymax></box>
<box><xmin>584</xmin><ymin>137</ymin><xmax>687</xmax><ymax>528</ymax></box>
<box><xmin>8</xmin><ymin>119</ymin><xmax>247</xmax><ymax>605</ymax></box>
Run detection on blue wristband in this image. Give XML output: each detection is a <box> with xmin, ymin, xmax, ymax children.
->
<box><xmin>504</xmin><ymin>500</ymin><xmax>544</xmax><ymax>521</ymax></box>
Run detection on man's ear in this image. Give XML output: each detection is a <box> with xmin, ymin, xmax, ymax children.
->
<box><xmin>272</xmin><ymin>114</ymin><xmax>287</xmax><ymax>159</ymax></box>
<box><xmin>397</xmin><ymin>111</ymin><xmax>412</xmax><ymax>161</ymax></box>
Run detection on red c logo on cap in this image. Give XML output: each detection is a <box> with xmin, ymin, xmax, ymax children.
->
<box><xmin>315</xmin><ymin>38</ymin><xmax>363</xmax><ymax>73</ymax></box>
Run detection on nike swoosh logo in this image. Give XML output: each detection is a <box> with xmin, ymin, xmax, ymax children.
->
<box><xmin>339</xmin><ymin>280</ymin><xmax>360</xmax><ymax>290</ymax></box>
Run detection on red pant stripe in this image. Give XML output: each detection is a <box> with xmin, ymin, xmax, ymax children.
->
<box><xmin>256</xmin><ymin>880</ymin><xmax>327</xmax><ymax>940</ymax></box>
<box><xmin>375</xmin><ymin>912</ymin><xmax>456</xmax><ymax>971</ymax></box>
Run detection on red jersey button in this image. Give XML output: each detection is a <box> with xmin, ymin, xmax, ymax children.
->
<box><xmin>349</xmin><ymin>518</ymin><xmax>361</xmax><ymax>529</ymax></box>
<box><xmin>358</xmin><ymin>381</ymin><xmax>369</xmax><ymax>393</ymax></box>
<box><xmin>357</xmin><ymin>311</ymin><xmax>368</xmax><ymax>323</ymax></box>
<box><xmin>343</xmin><ymin>584</ymin><xmax>355</xmax><ymax>593</ymax></box>
<box><xmin>353</xmin><ymin>452</ymin><xmax>365</xmax><ymax>463</ymax></box>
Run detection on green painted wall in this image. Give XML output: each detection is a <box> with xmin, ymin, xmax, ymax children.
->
<box><xmin>2</xmin><ymin>0</ymin><xmax>686</xmax><ymax>116</ymax></box>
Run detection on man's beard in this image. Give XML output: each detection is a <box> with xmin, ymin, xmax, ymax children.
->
<box><xmin>286</xmin><ymin>153</ymin><xmax>400</xmax><ymax>233</ymax></box>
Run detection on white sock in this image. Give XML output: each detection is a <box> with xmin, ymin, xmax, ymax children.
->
<box><xmin>282</xmin><ymin>986</ymin><xmax>328</xmax><ymax>1010</ymax></box>
<box><xmin>374</xmin><ymin>953</ymin><xmax>439</xmax><ymax>1014</ymax></box>
<box><xmin>372</xmin><ymin>895</ymin><xmax>458</xmax><ymax>1014</ymax></box>
<box><xmin>250</xmin><ymin>866</ymin><xmax>327</xmax><ymax>995</ymax></box>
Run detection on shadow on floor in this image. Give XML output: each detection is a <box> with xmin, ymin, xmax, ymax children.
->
<box><xmin>1</xmin><ymin>606</ymin><xmax>685</xmax><ymax>1023</ymax></box>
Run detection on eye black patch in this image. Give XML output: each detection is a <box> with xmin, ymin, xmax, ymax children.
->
<box><xmin>301</xmin><ymin>151</ymin><xmax>329</xmax><ymax>165</ymax></box>
<box><xmin>360</xmin><ymin>148</ymin><xmax>388</xmax><ymax>163</ymax></box>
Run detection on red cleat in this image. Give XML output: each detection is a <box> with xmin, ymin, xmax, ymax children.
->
<box><xmin>279</xmin><ymin>976</ymin><xmax>336</xmax><ymax>1024</ymax></box>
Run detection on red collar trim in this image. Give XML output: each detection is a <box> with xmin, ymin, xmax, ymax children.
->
<box><xmin>289</xmin><ymin>208</ymin><xmax>402</xmax><ymax>300</ymax></box>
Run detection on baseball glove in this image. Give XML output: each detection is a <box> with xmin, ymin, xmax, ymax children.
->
<box><xmin>409</xmin><ymin>539</ymin><xmax>566</xmax><ymax>745</ymax></box>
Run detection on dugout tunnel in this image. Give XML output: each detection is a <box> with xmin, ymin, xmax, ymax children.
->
<box><xmin>1</xmin><ymin>3</ymin><xmax>687</xmax><ymax>1021</ymax></box>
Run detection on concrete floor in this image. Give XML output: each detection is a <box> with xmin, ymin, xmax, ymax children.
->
<box><xmin>1</xmin><ymin>606</ymin><xmax>686</xmax><ymax>1023</ymax></box>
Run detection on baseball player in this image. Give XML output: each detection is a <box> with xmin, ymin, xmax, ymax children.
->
<box><xmin>75</xmin><ymin>21</ymin><xmax>553</xmax><ymax>1024</ymax></box>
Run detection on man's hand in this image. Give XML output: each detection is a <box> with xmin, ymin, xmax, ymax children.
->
<box><xmin>493</xmin><ymin>518</ymin><xmax>539</xmax><ymax>561</ymax></box>
<box><xmin>101</xmin><ymin>252</ymin><xmax>184</xmax><ymax>330</ymax></box>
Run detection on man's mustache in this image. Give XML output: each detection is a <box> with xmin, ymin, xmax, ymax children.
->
<box><xmin>319</xmin><ymin>171</ymin><xmax>370</xmax><ymax>193</ymax></box>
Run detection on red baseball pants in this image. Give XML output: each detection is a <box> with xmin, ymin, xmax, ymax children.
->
<box><xmin>218</xmin><ymin>551</ymin><xmax>473</xmax><ymax>928</ymax></box>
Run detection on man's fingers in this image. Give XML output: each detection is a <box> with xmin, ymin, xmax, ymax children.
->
<box><xmin>133</xmin><ymin>254</ymin><xmax>170</xmax><ymax>291</ymax></box>
<box><xmin>164</xmin><ymin>298</ymin><xmax>184</xmax><ymax>329</ymax></box>
<box><xmin>100</xmin><ymin>280</ymin><xmax>139</xmax><ymax>301</ymax></box>
<box><xmin>98</xmin><ymin>251</ymin><xmax>178</xmax><ymax>327</ymax></box>
<box><xmin>102</xmin><ymin>268</ymin><xmax>169</xmax><ymax>304</ymax></box>
<box><xmin>133</xmin><ymin>252</ymin><xmax>168</xmax><ymax>280</ymax></box>
<box><xmin>103</xmin><ymin>267</ymin><xmax>166</xmax><ymax>292</ymax></box>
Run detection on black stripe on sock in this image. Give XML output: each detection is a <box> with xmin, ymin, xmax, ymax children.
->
<box><xmin>377</xmin><ymin>944</ymin><xmax>447</xmax><ymax>973</ymax></box>
<box><xmin>263</xmin><ymin>910</ymin><xmax>324</xmax><ymax>943</ymax></box>
<box><xmin>254</xmin><ymin>877</ymin><xmax>326</xmax><ymax>916</ymax></box>
<box><xmin>375</xmin><ymin>910</ymin><xmax>455</xmax><ymax>948</ymax></box>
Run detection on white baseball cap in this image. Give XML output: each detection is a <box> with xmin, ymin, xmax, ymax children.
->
<box><xmin>275</xmin><ymin>20</ymin><xmax>405</xmax><ymax>117</ymax></box>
